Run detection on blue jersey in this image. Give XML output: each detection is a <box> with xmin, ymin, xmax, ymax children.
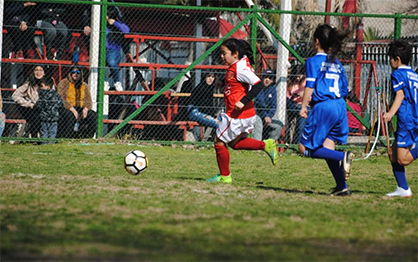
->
<box><xmin>305</xmin><ymin>53</ymin><xmax>349</xmax><ymax>103</ymax></box>
<box><xmin>391</xmin><ymin>66</ymin><xmax>418</xmax><ymax>132</ymax></box>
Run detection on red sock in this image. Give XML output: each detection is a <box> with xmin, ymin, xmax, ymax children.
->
<box><xmin>215</xmin><ymin>144</ymin><xmax>230</xmax><ymax>176</ymax></box>
<box><xmin>232</xmin><ymin>137</ymin><xmax>265</xmax><ymax>150</ymax></box>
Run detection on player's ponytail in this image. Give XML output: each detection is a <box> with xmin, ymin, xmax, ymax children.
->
<box><xmin>222</xmin><ymin>38</ymin><xmax>255</xmax><ymax>64</ymax></box>
<box><xmin>314</xmin><ymin>24</ymin><xmax>349</xmax><ymax>61</ymax></box>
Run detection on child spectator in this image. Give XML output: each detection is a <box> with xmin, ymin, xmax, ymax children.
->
<box><xmin>383</xmin><ymin>40</ymin><xmax>418</xmax><ymax>198</ymax></box>
<box><xmin>206</xmin><ymin>38</ymin><xmax>279</xmax><ymax>183</ymax></box>
<box><xmin>104</xmin><ymin>6</ymin><xmax>130</xmax><ymax>92</ymax></box>
<box><xmin>346</xmin><ymin>90</ymin><xmax>363</xmax><ymax>134</ymax></box>
<box><xmin>298</xmin><ymin>24</ymin><xmax>354</xmax><ymax>196</ymax></box>
<box><xmin>33</xmin><ymin>76</ymin><xmax>64</xmax><ymax>144</ymax></box>
<box><xmin>253</xmin><ymin>69</ymin><xmax>282</xmax><ymax>141</ymax></box>
<box><xmin>57</xmin><ymin>66</ymin><xmax>97</xmax><ymax>138</ymax></box>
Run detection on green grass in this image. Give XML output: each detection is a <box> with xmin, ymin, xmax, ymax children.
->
<box><xmin>1</xmin><ymin>142</ymin><xmax>417</xmax><ymax>261</ymax></box>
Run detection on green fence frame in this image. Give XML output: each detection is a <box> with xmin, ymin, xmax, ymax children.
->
<box><xmin>2</xmin><ymin>0</ymin><xmax>418</xmax><ymax>142</ymax></box>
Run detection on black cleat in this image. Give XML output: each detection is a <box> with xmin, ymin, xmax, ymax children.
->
<box><xmin>330</xmin><ymin>187</ymin><xmax>352</xmax><ymax>197</ymax></box>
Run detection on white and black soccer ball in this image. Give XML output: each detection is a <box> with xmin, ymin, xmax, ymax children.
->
<box><xmin>124</xmin><ymin>150</ymin><xmax>148</xmax><ymax>175</ymax></box>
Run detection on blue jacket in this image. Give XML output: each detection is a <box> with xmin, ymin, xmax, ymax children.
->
<box><xmin>106</xmin><ymin>20</ymin><xmax>130</xmax><ymax>51</ymax></box>
<box><xmin>254</xmin><ymin>84</ymin><xmax>277</xmax><ymax>119</ymax></box>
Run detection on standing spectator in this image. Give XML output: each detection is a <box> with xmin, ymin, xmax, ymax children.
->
<box><xmin>57</xmin><ymin>66</ymin><xmax>97</xmax><ymax>138</ymax></box>
<box><xmin>383</xmin><ymin>40</ymin><xmax>418</xmax><ymax>198</ymax></box>
<box><xmin>104</xmin><ymin>6</ymin><xmax>130</xmax><ymax>92</ymax></box>
<box><xmin>187</xmin><ymin>72</ymin><xmax>219</xmax><ymax>141</ymax></box>
<box><xmin>35</xmin><ymin>3</ymin><xmax>70</xmax><ymax>60</ymax></box>
<box><xmin>0</xmin><ymin>91</ymin><xmax>5</xmax><ymax>137</ymax></box>
<box><xmin>3</xmin><ymin>1</ymin><xmax>37</xmax><ymax>58</ymax></box>
<box><xmin>206</xmin><ymin>38</ymin><xmax>279</xmax><ymax>184</ymax></box>
<box><xmin>11</xmin><ymin>65</ymin><xmax>46</xmax><ymax>137</ymax></box>
<box><xmin>33</xmin><ymin>76</ymin><xmax>64</xmax><ymax>144</ymax></box>
<box><xmin>253</xmin><ymin>69</ymin><xmax>282</xmax><ymax>141</ymax></box>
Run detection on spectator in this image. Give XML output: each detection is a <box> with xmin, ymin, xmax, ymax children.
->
<box><xmin>346</xmin><ymin>90</ymin><xmax>363</xmax><ymax>134</ymax></box>
<box><xmin>57</xmin><ymin>66</ymin><xmax>97</xmax><ymax>138</ymax></box>
<box><xmin>253</xmin><ymin>69</ymin><xmax>283</xmax><ymax>141</ymax></box>
<box><xmin>35</xmin><ymin>3</ymin><xmax>70</xmax><ymax>60</ymax></box>
<box><xmin>187</xmin><ymin>72</ymin><xmax>219</xmax><ymax>141</ymax></box>
<box><xmin>3</xmin><ymin>1</ymin><xmax>37</xmax><ymax>59</ymax></box>
<box><xmin>0</xmin><ymin>91</ymin><xmax>5</xmax><ymax>137</ymax></box>
<box><xmin>33</xmin><ymin>76</ymin><xmax>64</xmax><ymax>144</ymax></box>
<box><xmin>286</xmin><ymin>71</ymin><xmax>308</xmax><ymax>144</ymax></box>
<box><xmin>104</xmin><ymin>6</ymin><xmax>130</xmax><ymax>92</ymax></box>
<box><xmin>11</xmin><ymin>65</ymin><xmax>47</xmax><ymax>137</ymax></box>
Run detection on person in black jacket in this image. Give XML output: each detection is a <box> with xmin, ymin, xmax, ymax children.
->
<box><xmin>187</xmin><ymin>72</ymin><xmax>220</xmax><ymax>141</ymax></box>
<box><xmin>33</xmin><ymin>76</ymin><xmax>64</xmax><ymax>143</ymax></box>
<box><xmin>3</xmin><ymin>1</ymin><xmax>37</xmax><ymax>58</ymax></box>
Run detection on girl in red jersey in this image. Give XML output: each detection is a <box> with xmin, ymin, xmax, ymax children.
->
<box><xmin>206</xmin><ymin>38</ymin><xmax>279</xmax><ymax>183</ymax></box>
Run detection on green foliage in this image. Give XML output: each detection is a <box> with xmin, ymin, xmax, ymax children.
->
<box><xmin>1</xmin><ymin>142</ymin><xmax>417</xmax><ymax>261</ymax></box>
<box><xmin>364</xmin><ymin>27</ymin><xmax>394</xmax><ymax>41</ymax></box>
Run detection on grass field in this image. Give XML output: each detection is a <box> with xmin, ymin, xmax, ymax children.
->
<box><xmin>1</xmin><ymin>141</ymin><xmax>417</xmax><ymax>261</ymax></box>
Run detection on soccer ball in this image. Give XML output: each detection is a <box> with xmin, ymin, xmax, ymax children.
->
<box><xmin>124</xmin><ymin>150</ymin><xmax>148</xmax><ymax>175</ymax></box>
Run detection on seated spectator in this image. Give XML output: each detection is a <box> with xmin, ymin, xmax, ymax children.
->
<box><xmin>0</xmin><ymin>91</ymin><xmax>5</xmax><ymax>137</ymax></box>
<box><xmin>11</xmin><ymin>65</ymin><xmax>47</xmax><ymax>137</ymax></box>
<box><xmin>3</xmin><ymin>1</ymin><xmax>37</xmax><ymax>59</ymax></box>
<box><xmin>285</xmin><ymin>69</ymin><xmax>308</xmax><ymax>144</ymax></box>
<box><xmin>346</xmin><ymin>90</ymin><xmax>363</xmax><ymax>134</ymax></box>
<box><xmin>253</xmin><ymin>69</ymin><xmax>283</xmax><ymax>141</ymax></box>
<box><xmin>104</xmin><ymin>6</ymin><xmax>130</xmax><ymax>92</ymax></box>
<box><xmin>57</xmin><ymin>66</ymin><xmax>97</xmax><ymax>138</ymax></box>
<box><xmin>33</xmin><ymin>76</ymin><xmax>64</xmax><ymax>144</ymax></box>
<box><xmin>35</xmin><ymin>3</ymin><xmax>70</xmax><ymax>60</ymax></box>
<box><xmin>187</xmin><ymin>72</ymin><xmax>219</xmax><ymax>141</ymax></box>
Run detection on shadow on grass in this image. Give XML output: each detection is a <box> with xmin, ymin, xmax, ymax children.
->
<box><xmin>178</xmin><ymin>177</ymin><xmax>205</xmax><ymax>181</ymax></box>
<box><xmin>256</xmin><ymin>185</ymin><xmax>328</xmax><ymax>195</ymax></box>
<box><xmin>257</xmin><ymin>186</ymin><xmax>384</xmax><ymax>196</ymax></box>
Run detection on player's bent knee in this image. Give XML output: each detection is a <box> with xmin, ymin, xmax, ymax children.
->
<box><xmin>398</xmin><ymin>157</ymin><xmax>413</xmax><ymax>166</ymax></box>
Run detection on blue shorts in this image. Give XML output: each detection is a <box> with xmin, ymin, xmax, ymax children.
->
<box><xmin>300</xmin><ymin>99</ymin><xmax>348</xmax><ymax>150</ymax></box>
<box><xmin>396</xmin><ymin>129</ymin><xmax>418</xmax><ymax>148</ymax></box>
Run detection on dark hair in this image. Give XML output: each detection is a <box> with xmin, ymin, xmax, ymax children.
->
<box><xmin>314</xmin><ymin>24</ymin><xmax>348</xmax><ymax>61</ymax></box>
<box><xmin>28</xmin><ymin>65</ymin><xmax>46</xmax><ymax>87</ymax></box>
<box><xmin>40</xmin><ymin>76</ymin><xmax>54</xmax><ymax>88</ymax></box>
<box><xmin>388</xmin><ymin>40</ymin><xmax>412</xmax><ymax>65</ymax></box>
<box><xmin>108</xmin><ymin>6</ymin><xmax>122</xmax><ymax>21</ymax></box>
<box><xmin>221</xmin><ymin>38</ymin><xmax>254</xmax><ymax>64</ymax></box>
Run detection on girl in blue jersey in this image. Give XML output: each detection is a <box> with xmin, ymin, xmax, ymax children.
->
<box><xmin>299</xmin><ymin>24</ymin><xmax>354</xmax><ymax>196</ymax></box>
<box><xmin>383</xmin><ymin>40</ymin><xmax>418</xmax><ymax>198</ymax></box>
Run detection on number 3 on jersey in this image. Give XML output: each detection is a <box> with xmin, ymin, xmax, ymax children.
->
<box><xmin>326</xmin><ymin>73</ymin><xmax>340</xmax><ymax>97</ymax></box>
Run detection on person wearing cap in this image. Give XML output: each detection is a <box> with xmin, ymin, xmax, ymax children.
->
<box><xmin>56</xmin><ymin>66</ymin><xmax>97</xmax><ymax>138</ymax></box>
<box><xmin>253</xmin><ymin>69</ymin><xmax>283</xmax><ymax>141</ymax></box>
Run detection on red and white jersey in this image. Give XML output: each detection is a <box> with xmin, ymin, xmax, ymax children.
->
<box><xmin>224</xmin><ymin>56</ymin><xmax>261</xmax><ymax>119</ymax></box>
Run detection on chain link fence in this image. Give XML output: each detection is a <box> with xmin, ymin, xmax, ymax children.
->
<box><xmin>1</xmin><ymin>0</ymin><xmax>417</xmax><ymax>149</ymax></box>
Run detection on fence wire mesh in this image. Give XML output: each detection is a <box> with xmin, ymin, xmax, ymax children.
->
<box><xmin>1</xmin><ymin>1</ymin><xmax>417</xmax><ymax>148</ymax></box>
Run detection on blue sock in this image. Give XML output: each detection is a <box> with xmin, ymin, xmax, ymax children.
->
<box><xmin>411</xmin><ymin>142</ymin><xmax>418</xmax><ymax>160</ymax></box>
<box><xmin>304</xmin><ymin>147</ymin><xmax>344</xmax><ymax>161</ymax></box>
<box><xmin>392</xmin><ymin>162</ymin><xmax>408</xmax><ymax>190</ymax></box>
<box><xmin>326</xmin><ymin>160</ymin><xmax>347</xmax><ymax>190</ymax></box>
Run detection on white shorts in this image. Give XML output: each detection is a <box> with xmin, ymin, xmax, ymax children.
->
<box><xmin>216</xmin><ymin>112</ymin><xmax>256</xmax><ymax>143</ymax></box>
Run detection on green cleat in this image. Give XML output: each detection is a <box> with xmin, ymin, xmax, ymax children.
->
<box><xmin>206</xmin><ymin>174</ymin><xmax>232</xmax><ymax>183</ymax></box>
<box><xmin>263</xmin><ymin>139</ymin><xmax>279</xmax><ymax>166</ymax></box>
